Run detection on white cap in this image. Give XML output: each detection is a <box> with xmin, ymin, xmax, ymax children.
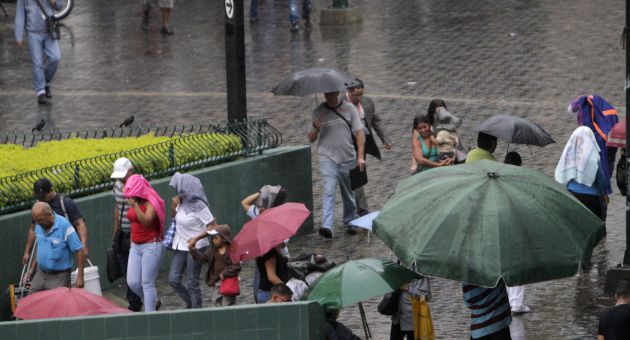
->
<box><xmin>207</xmin><ymin>229</ymin><xmax>219</xmax><ymax>236</ymax></box>
<box><xmin>111</xmin><ymin>158</ymin><xmax>133</xmax><ymax>179</ymax></box>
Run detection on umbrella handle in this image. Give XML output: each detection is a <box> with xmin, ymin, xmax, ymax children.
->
<box><xmin>358</xmin><ymin>302</ymin><xmax>372</xmax><ymax>339</ymax></box>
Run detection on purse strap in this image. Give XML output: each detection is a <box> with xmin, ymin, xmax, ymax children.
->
<box><xmin>33</xmin><ymin>0</ymin><xmax>52</xmax><ymax>20</ymax></box>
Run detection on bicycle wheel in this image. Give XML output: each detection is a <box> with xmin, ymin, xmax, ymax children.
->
<box><xmin>53</xmin><ymin>0</ymin><xmax>73</xmax><ymax>21</ymax></box>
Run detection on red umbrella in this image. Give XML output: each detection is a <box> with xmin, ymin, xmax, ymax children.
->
<box><xmin>14</xmin><ymin>287</ymin><xmax>130</xmax><ymax>320</ymax></box>
<box><xmin>230</xmin><ymin>202</ymin><xmax>311</xmax><ymax>263</ymax></box>
<box><xmin>607</xmin><ymin>118</ymin><xmax>626</xmax><ymax>148</ymax></box>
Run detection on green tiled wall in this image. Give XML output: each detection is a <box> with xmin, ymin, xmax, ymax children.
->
<box><xmin>0</xmin><ymin>146</ymin><xmax>313</xmax><ymax>321</ymax></box>
<box><xmin>0</xmin><ymin>301</ymin><xmax>326</xmax><ymax>340</ymax></box>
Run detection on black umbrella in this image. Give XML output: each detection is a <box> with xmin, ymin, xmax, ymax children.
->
<box><xmin>473</xmin><ymin>114</ymin><xmax>555</xmax><ymax>146</ymax></box>
<box><xmin>271</xmin><ymin>68</ymin><xmax>358</xmax><ymax>96</ymax></box>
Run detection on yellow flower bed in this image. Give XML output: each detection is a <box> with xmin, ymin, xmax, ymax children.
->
<box><xmin>0</xmin><ymin>133</ymin><xmax>243</xmax><ymax>206</ymax></box>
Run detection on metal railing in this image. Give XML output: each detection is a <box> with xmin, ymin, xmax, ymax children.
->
<box><xmin>0</xmin><ymin>119</ymin><xmax>282</xmax><ymax>214</ymax></box>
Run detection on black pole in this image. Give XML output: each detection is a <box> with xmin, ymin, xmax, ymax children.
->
<box><xmin>224</xmin><ymin>0</ymin><xmax>247</xmax><ymax>122</ymax></box>
<box><xmin>624</xmin><ymin>0</ymin><xmax>630</xmax><ymax>265</ymax></box>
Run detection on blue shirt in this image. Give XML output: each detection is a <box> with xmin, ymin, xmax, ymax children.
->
<box><xmin>15</xmin><ymin>0</ymin><xmax>62</xmax><ymax>41</ymax></box>
<box><xmin>567</xmin><ymin>166</ymin><xmax>607</xmax><ymax>197</ymax></box>
<box><xmin>35</xmin><ymin>214</ymin><xmax>83</xmax><ymax>272</ymax></box>
<box><xmin>463</xmin><ymin>280</ymin><xmax>512</xmax><ymax>339</ymax></box>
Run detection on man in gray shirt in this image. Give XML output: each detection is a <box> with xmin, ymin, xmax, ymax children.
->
<box><xmin>308</xmin><ymin>91</ymin><xmax>365</xmax><ymax>238</ymax></box>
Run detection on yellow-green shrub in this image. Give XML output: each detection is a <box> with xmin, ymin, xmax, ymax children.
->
<box><xmin>0</xmin><ymin>133</ymin><xmax>243</xmax><ymax>207</ymax></box>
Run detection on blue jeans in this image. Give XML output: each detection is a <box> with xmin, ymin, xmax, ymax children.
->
<box><xmin>320</xmin><ymin>159</ymin><xmax>357</xmax><ymax>232</ymax></box>
<box><xmin>26</xmin><ymin>32</ymin><xmax>60</xmax><ymax>95</ymax></box>
<box><xmin>289</xmin><ymin>0</ymin><xmax>311</xmax><ymax>25</ymax></box>
<box><xmin>256</xmin><ymin>289</ymin><xmax>272</xmax><ymax>304</ymax></box>
<box><xmin>168</xmin><ymin>248</ymin><xmax>206</xmax><ymax>308</ymax></box>
<box><xmin>250</xmin><ymin>0</ymin><xmax>311</xmax><ymax>24</ymax></box>
<box><xmin>127</xmin><ymin>242</ymin><xmax>164</xmax><ymax>312</ymax></box>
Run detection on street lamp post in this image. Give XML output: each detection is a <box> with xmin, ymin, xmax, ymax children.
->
<box><xmin>224</xmin><ymin>0</ymin><xmax>247</xmax><ymax>122</ymax></box>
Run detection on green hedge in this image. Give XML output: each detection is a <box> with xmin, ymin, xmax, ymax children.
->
<box><xmin>0</xmin><ymin>133</ymin><xmax>243</xmax><ymax>207</ymax></box>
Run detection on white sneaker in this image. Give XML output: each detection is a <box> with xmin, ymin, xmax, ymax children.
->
<box><xmin>511</xmin><ymin>305</ymin><xmax>530</xmax><ymax>313</ymax></box>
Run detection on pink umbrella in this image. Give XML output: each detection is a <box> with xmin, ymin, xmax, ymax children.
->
<box><xmin>607</xmin><ymin>118</ymin><xmax>626</xmax><ymax>148</ymax></box>
<box><xmin>230</xmin><ymin>202</ymin><xmax>311</xmax><ymax>263</ymax></box>
<box><xmin>14</xmin><ymin>287</ymin><xmax>130</xmax><ymax>320</ymax></box>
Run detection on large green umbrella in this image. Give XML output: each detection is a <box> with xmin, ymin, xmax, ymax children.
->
<box><xmin>373</xmin><ymin>160</ymin><xmax>605</xmax><ymax>287</ymax></box>
<box><xmin>305</xmin><ymin>258</ymin><xmax>423</xmax><ymax>311</ymax></box>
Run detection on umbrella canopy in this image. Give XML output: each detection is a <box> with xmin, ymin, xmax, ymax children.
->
<box><xmin>14</xmin><ymin>287</ymin><xmax>130</xmax><ymax>320</ymax></box>
<box><xmin>348</xmin><ymin>211</ymin><xmax>380</xmax><ymax>231</ymax></box>
<box><xmin>373</xmin><ymin>160</ymin><xmax>605</xmax><ymax>287</ymax></box>
<box><xmin>230</xmin><ymin>202</ymin><xmax>311</xmax><ymax>263</ymax></box>
<box><xmin>271</xmin><ymin>68</ymin><xmax>358</xmax><ymax>96</ymax></box>
<box><xmin>305</xmin><ymin>258</ymin><xmax>423</xmax><ymax>311</ymax></box>
<box><xmin>607</xmin><ymin>118</ymin><xmax>626</xmax><ymax>148</ymax></box>
<box><xmin>473</xmin><ymin>114</ymin><xmax>555</xmax><ymax>146</ymax></box>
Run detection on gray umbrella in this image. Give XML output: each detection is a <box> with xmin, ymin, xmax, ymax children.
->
<box><xmin>271</xmin><ymin>68</ymin><xmax>358</xmax><ymax>96</ymax></box>
<box><xmin>473</xmin><ymin>114</ymin><xmax>555</xmax><ymax>146</ymax></box>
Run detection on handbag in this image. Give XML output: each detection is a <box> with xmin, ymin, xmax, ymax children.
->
<box><xmin>163</xmin><ymin>220</ymin><xmax>177</xmax><ymax>249</ymax></box>
<box><xmin>34</xmin><ymin>0</ymin><xmax>61</xmax><ymax>40</ymax></box>
<box><xmin>219</xmin><ymin>276</ymin><xmax>240</xmax><ymax>296</ymax></box>
<box><xmin>377</xmin><ymin>289</ymin><xmax>400</xmax><ymax>316</ymax></box>
<box><xmin>106</xmin><ymin>246</ymin><xmax>123</xmax><ymax>283</ymax></box>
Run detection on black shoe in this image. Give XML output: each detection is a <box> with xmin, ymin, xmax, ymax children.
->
<box><xmin>304</xmin><ymin>16</ymin><xmax>312</xmax><ymax>27</ymax></box>
<box><xmin>290</xmin><ymin>23</ymin><xmax>298</xmax><ymax>32</ymax></box>
<box><xmin>37</xmin><ymin>94</ymin><xmax>47</xmax><ymax>105</ymax></box>
<box><xmin>141</xmin><ymin>5</ymin><xmax>150</xmax><ymax>31</ymax></box>
<box><xmin>318</xmin><ymin>228</ymin><xmax>333</xmax><ymax>239</ymax></box>
<box><xmin>44</xmin><ymin>85</ymin><xmax>51</xmax><ymax>98</ymax></box>
<box><xmin>357</xmin><ymin>209</ymin><xmax>369</xmax><ymax>217</ymax></box>
<box><xmin>128</xmin><ymin>304</ymin><xmax>142</xmax><ymax>312</ymax></box>
<box><xmin>155</xmin><ymin>298</ymin><xmax>162</xmax><ymax>311</ymax></box>
<box><xmin>346</xmin><ymin>226</ymin><xmax>358</xmax><ymax>235</ymax></box>
<box><xmin>160</xmin><ymin>26</ymin><xmax>174</xmax><ymax>35</ymax></box>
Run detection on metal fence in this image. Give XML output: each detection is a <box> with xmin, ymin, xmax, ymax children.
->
<box><xmin>0</xmin><ymin>119</ymin><xmax>282</xmax><ymax>214</ymax></box>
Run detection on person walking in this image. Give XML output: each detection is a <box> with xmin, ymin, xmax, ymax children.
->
<box><xmin>140</xmin><ymin>0</ymin><xmax>174</xmax><ymax>34</ymax></box>
<box><xmin>29</xmin><ymin>202</ymin><xmax>84</xmax><ymax>293</ymax></box>
<box><xmin>124</xmin><ymin>174</ymin><xmax>165</xmax><ymax>312</ymax></box>
<box><xmin>555</xmin><ymin>126</ymin><xmax>607</xmax><ymax>221</ymax></box>
<box><xmin>15</xmin><ymin>0</ymin><xmax>62</xmax><ymax>104</ymax></box>
<box><xmin>189</xmin><ymin>225</ymin><xmax>240</xmax><ymax>307</ymax></box>
<box><xmin>249</xmin><ymin>0</ymin><xmax>312</xmax><ymax>32</ymax></box>
<box><xmin>308</xmin><ymin>91</ymin><xmax>365</xmax><ymax>238</ymax></box>
<box><xmin>167</xmin><ymin>172</ymin><xmax>217</xmax><ymax>309</ymax></box>
<box><xmin>110</xmin><ymin>158</ymin><xmax>143</xmax><ymax>312</ymax></box>
<box><xmin>346</xmin><ymin>79</ymin><xmax>391</xmax><ymax>216</ymax></box>
<box><xmin>463</xmin><ymin>279</ymin><xmax>512</xmax><ymax>340</ymax></box>
<box><xmin>22</xmin><ymin>178</ymin><xmax>89</xmax><ymax>280</ymax></box>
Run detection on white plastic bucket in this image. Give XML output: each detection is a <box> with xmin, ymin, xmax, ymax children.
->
<box><xmin>71</xmin><ymin>260</ymin><xmax>102</xmax><ymax>296</ymax></box>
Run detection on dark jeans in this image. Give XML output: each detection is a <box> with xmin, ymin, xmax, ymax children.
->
<box><xmin>390</xmin><ymin>322</ymin><xmax>414</xmax><ymax>340</ymax></box>
<box><xmin>473</xmin><ymin>326</ymin><xmax>512</xmax><ymax>340</ymax></box>
<box><xmin>570</xmin><ymin>191</ymin><xmax>605</xmax><ymax>221</ymax></box>
<box><xmin>118</xmin><ymin>231</ymin><xmax>143</xmax><ymax>311</ymax></box>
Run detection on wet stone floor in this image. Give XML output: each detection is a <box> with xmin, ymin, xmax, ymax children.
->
<box><xmin>1</xmin><ymin>0</ymin><xmax>628</xmax><ymax>338</ymax></box>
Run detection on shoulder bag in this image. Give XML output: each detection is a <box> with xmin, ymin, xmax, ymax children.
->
<box><xmin>34</xmin><ymin>0</ymin><xmax>60</xmax><ymax>40</ymax></box>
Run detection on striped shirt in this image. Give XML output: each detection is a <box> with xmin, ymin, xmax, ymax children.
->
<box><xmin>113</xmin><ymin>180</ymin><xmax>131</xmax><ymax>232</ymax></box>
<box><xmin>462</xmin><ymin>279</ymin><xmax>512</xmax><ymax>339</ymax></box>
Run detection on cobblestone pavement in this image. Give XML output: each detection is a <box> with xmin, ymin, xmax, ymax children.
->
<box><xmin>1</xmin><ymin>0</ymin><xmax>628</xmax><ymax>338</ymax></box>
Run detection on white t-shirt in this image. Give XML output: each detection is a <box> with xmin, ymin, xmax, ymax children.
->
<box><xmin>246</xmin><ymin>205</ymin><xmax>290</xmax><ymax>257</ymax></box>
<box><xmin>172</xmin><ymin>206</ymin><xmax>214</xmax><ymax>251</ymax></box>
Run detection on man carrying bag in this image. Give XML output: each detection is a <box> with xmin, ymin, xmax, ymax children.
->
<box><xmin>15</xmin><ymin>0</ymin><xmax>62</xmax><ymax>105</ymax></box>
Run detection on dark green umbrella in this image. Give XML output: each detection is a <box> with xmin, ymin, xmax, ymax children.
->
<box><xmin>373</xmin><ymin>160</ymin><xmax>605</xmax><ymax>287</ymax></box>
<box><xmin>305</xmin><ymin>258</ymin><xmax>422</xmax><ymax>311</ymax></box>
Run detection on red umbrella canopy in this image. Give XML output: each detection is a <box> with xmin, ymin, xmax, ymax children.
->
<box><xmin>14</xmin><ymin>287</ymin><xmax>130</xmax><ymax>320</ymax></box>
<box><xmin>230</xmin><ymin>202</ymin><xmax>311</xmax><ymax>263</ymax></box>
<box><xmin>607</xmin><ymin>118</ymin><xmax>626</xmax><ymax>148</ymax></box>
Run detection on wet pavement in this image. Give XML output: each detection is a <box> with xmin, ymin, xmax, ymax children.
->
<box><xmin>1</xmin><ymin>0</ymin><xmax>628</xmax><ymax>338</ymax></box>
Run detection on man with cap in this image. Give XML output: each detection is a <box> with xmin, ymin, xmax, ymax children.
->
<box><xmin>30</xmin><ymin>201</ymin><xmax>85</xmax><ymax>292</ymax></box>
<box><xmin>111</xmin><ymin>157</ymin><xmax>143</xmax><ymax>312</ymax></box>
<box><xmin>22</xmin><ymin>178</ymin><xmax>89</xmax><ymax>273</ymax></box>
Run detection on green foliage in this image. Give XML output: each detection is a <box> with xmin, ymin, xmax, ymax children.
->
<box><xmin>0</xmin><ymin>133</ymin><xmax>243</xmax><ymax>207</ymax></box>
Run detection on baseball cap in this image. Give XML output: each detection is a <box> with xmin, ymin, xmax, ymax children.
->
<box><xmin>33</xmin><ymin>178</ymin><xmax>53</xmax><ymax>201</ymax></box>
<box><xmin>111</xmin><ymin>158</ymin><xmax>133</xmax><ymax>179</ymax></box>
<box><xmin>207</xmin><ymin>229</ymin><xmax>219</xmax><ymax>236</ymax></box>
